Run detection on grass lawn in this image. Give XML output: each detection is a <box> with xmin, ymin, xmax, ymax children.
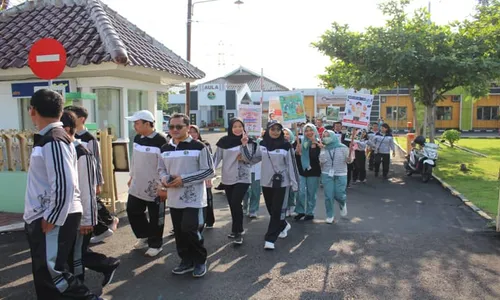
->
<box><xmin>456</xmin><ymin>139</ymin><xmax>500</xmax><ymax>163</ymax></box>
<box><xmin>394</xmin><ymin>135</ymin><xmax>500</xmax><ymax>216</ymax></box>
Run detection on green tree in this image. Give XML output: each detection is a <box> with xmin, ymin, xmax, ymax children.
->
<box><xmin>314</xmin><ymin>0</ymin><xmax>500</xmax><ymax>142</ymax></box>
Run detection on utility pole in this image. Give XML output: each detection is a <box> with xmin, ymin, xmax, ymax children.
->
<box><xmin>186</xmin><ymin>0</ymin><xmax>192</xmax><ymax>114</ymax></box>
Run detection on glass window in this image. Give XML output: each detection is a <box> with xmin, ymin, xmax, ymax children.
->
<box><xmin>94</xmin><ymin>88</ymin><xmax>121</xmax><ymax>137</ymax></box>
<box><xmin>386</xmin><ymin>106</ymin><xmax>407</xmax><ymax>120</ymax></box>
<box><xmin>436</xmin><ymin>107</ymin><xmax>453</xmax><ymax>120</ymax></box>
<box><xmin>477</xmin><ymin>106</ymin><xmax>499</xmax><ymax>120</ymax></box>
<box><xmin>128</xmin><ymin>90</ymin><xmax>148</xmax><ymax>113</ymax></box>
<box><xmin>18</xmin><ymin>98</ymin><xmax>37</xmax><ymax>131</ymax></box>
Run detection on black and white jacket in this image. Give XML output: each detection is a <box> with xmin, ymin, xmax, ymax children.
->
<box><xmin>74</xmin><ymin>140</ymin><xmax>97</xmax><ymax>227</ymax></box>
<box><xmin>75</xmin><ymin>129</ymin><xmax>104</xmax><ymax>185</ymax></box>
<box><xmin>23</xmin><ymin>122</ymin><xmax>82</xmax><ymax>226</ymax></box>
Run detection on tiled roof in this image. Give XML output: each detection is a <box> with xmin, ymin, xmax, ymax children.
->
<box><xmin>189</xmin><ymin>67</ymin><xmax>289</xmax><ymax>92</ymax></box>
<box><xmin>0</xmin><ymin>0</ymin><xmax>205</xmax><ymax>80</ymax></box>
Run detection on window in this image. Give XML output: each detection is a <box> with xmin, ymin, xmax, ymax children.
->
<box><xmin>451</xmin><ymin>95</ymin><xmax>461</xmax><ymax>102</ymax></box>
<box><xmin>380</xmin><ymin>96</ymin><xmax>387</xmax><ymax>103</ymax></box>
<box><xmin>436</xmin><ymin>107</ymin><xmax>453</xmax><ymax>120</ymax></box>
<box><xmin>386</xmin><ymin>106</ymin><xmax>407</xmax><ymax>120</ymax></box>
<box><xmin>477</xmin><ymin>106</ymin><xmax>499</xmax><ymax>120</ymax></box>
<box><xmin>94</xmin><ymin>88</ymin><xmax>121</xmax><ymax>137</ymax></box>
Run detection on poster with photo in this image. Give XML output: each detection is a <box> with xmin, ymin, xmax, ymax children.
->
<box><xmin>342</xmin><ymin>94</ymin><xmax>373</xmax><ymax>129</ymax></box>
<box><xmin>268</xmin><ymin>97</ymin><xmax>284</xmax><ymax>124</ymax></box>
<box><xmin>238</xmin><ymin>104</ymin><xmax>262</xmax><ymax>137</ymax></box>
<box><xmin>279</xmin><ymin>93</ymin><xmax>307</xmax><ymax>123</ymax></box>
<box><xmin>326</xmin><ymin>106</ymin><xmax>341</xmax><ymax>121</ymax></box>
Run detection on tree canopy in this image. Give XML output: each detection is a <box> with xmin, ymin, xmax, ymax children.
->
<box><xmin>313</xmin><ymin>0</ymin><xmax>500</xmax><ymax>141</ymax></box>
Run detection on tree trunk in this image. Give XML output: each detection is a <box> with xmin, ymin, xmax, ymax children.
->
<box><xmin>427</xmin><ymin>104</ymin><xmax>436</xmax><ymax>143</ymax></box>
<box><xmin>408</xmin><ymin>87</ymin><xmax>419</xmax><ymax>135</ymax></box>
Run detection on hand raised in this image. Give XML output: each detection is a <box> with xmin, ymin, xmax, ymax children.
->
<box><xmin>241</xmin><ymin>133</ymin><xmax>249</xmax><ymax>146</ymax></box>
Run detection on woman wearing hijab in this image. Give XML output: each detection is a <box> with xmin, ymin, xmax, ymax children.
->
<box><xmin>189</xmin><ymin>125</ymin><xmax>216</xmax><ymax>228</ymax></box>
<box><xmin>372</xmin><ymin>123</ymin><xmax>396</xmax><ymax>179</ymax></box>
<box><xmin>319</xmin><ymin>130</ymin><xmax>350</xmax><ymax>224</ymax></box>
<box><xmin>294</xmin><ymin>123</ymin><xmax>322</xmax><ymax>221</ymax></box>
<box><xmin>283</xmin><ymin>128</ymin><xmax>298</xmax><ymax>217</ymax></box>
<box><xmin>214</xmin><ymin>118</ymin><xmax>254</xmax><ymax>245</ymax></box>
<box><xmin>240</xmin><ymin>122</ymin><xmax>299</xmax><ymax>250</ymax></box>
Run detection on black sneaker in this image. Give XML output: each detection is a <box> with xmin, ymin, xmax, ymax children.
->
<box><xmin>228</xmin><ymin>230</ymin><xmax>245</xmax><ymax>238</ymax></box>
<box><xmin>304</xmin><ymin>215</ymin><xmax>314</xmax><ymax>221</ymax></box>
<box><xmin>193</xmin><ymin>263</ymin><xmax>207</xmax><ymax>278</ymax></box>
<box><xmin>172</xmin><ymin>261</ymin><xmax>194</xmax><ymax>275</ymax></box>
<box><xmin>102</xmin><ymin>259</ymin><xmax>120</xmax><ymax>287</ymax></box>
<box><xmin>294</xmin><ymin>213</ymin><xmax>305</xmax><ymax>221</ymax></box>
<box><xmin>233</xmin><ymin>234</ymin><xmax>243</xmax><ymax>245</ymax></box>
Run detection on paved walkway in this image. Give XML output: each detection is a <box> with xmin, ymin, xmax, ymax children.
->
<box><xmin>1</xmin><ymin>134</ymin><xmax>500</xmax><ymax>299</ymax></box>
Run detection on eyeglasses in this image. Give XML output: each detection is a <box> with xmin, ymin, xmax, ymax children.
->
<box><xmin>168</xmin><ymin>124</ymin><xmax>186</xmax><ymax>130</ymax></box>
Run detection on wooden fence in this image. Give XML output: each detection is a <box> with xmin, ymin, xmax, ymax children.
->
<box><xmin>0</xmin><ymin>129</ymin><xmax>118</xmax><ymax>213</ymax></box>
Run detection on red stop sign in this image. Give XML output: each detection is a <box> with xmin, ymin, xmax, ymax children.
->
<box><xmin>28</xmin><ymin>38</ymin><xmax>67</xmax><ymax>80</ymax></box>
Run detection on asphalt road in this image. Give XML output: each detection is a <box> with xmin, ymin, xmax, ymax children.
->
<box><xmin>1</xmin><ymin>132</ymin><xmax>500</xmax><ymax>300</ymax></box>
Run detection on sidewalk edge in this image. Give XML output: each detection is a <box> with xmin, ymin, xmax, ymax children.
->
<box><xmin>0</xmin><ymin>222</ymin><xmax>24</xmax><ymax>233</ymax></box>
<box><xmin>393</xmin><ymin>139</ymin><xmax>495</xmax><ymax>224</ymax></box>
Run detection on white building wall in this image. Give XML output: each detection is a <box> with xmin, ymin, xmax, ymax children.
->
<box><xmin>0</xmin><ymin>82</ymin><xmax>19</xmax><ymax>129</ymax></box>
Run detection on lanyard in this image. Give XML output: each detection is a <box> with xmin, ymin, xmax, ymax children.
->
<box><xmin>328</xmin><ymin>148</ymin><xmax>335</xmax><ymax>164</ymax></box>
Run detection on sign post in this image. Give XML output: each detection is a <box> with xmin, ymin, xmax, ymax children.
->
<box><xmin>28</xmin><ymin>38</ymin><xmax>67</xmax><ymax>88</ymax></box>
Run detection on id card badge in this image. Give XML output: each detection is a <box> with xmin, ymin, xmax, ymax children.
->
<box><xmin>328</xmin><ymin>169</ymin><xmax>335</xmax><ymax>177</ymax></box>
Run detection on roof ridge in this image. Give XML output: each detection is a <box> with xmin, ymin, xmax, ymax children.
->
<box><xmin>100</xmin><ymin>2</ymin><xmax>205</xmax><ymax>77</ymax></box>
<box><xmin>86</xmin><ymin>0</ymin><xmax>127</xmax><ymax>65</ymax></box>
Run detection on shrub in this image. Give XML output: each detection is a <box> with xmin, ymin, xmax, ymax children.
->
<box><xmin>441</xmin><ymin>129</ymin><xmax>461</xmax><ymax>148</ymax></box>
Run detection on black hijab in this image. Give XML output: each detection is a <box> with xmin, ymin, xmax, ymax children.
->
<box><xmin>216</xmin><ymin>117</ymin><xmax>253</xmax><ymax>149</ymax></box>
<box><xmin>260</xmin><ymin>122</ymin><xmax>291</xmax><ymax>151</ymax></box>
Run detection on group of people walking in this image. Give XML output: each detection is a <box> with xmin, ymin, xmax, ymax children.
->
<box><xmin>23</xmin><ymin>88</ymin><xmax>396</xmax><ymax>299</ymax></box>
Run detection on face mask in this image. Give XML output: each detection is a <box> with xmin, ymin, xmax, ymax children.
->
<box><xmin>322</xmin><ymin>137</ymin><xmax>333</xmax><ymax>144</ymax></box>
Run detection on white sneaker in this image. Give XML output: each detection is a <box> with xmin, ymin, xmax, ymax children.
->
<box><xmin>110</xmin><ymin>217</ymin><xmax>119</xmax><ymax>231</ymax></box>
<box><xmin>340</xmin><ymin>203</ymin><xmax>348</xmax><ymax>217</ymax></box>
<box><xmin>264</xmin><ymin>241</ymin><xmax>275</xmax><ymax>250</ymax></box>
<box><xmin>326</xmin><ymin>217</ymin><xmax>334</xmax><ymax>224</ymax></box>
<box><xmin>144</xmin><ymin>247</ymin><xmax>163</xmax><ymax>257</ymax></box>
<box><xmin>248</xmin><ymin>213</ymin><xmax>258</xmax><ymax>218</ymax></box>
<box><xmin>90</xmin><ymin>229</ymin><xmax>113</xmax><ymax>244</ymax></box>
<box><xmin>133</xmin><ymin>238</ymin><xmax>148</xmax><ymax>249</ymax></box>
<box><xmin>278</xmin><ymin>222</ymin><xmax>291</xmax><ymax>239</ymax></box>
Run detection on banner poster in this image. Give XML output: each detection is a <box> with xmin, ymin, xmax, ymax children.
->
<box><xmin>326</xmin><ymin>106</ymin><xmax>341</xmax><ymax>121</ymax></box>
<box><xmin>268</xmin><ymin>96</ymin><xmax>284</xmax><ymax>124</ymax></box>
<box><xmin>279</xmin><ymin>93</ymin><xmax>307</xmax><ymax>123</ymax></box>
<box><xmin>342</xmin><ymin>93</ymin><xmax>373</xmax><ymax>129</ymax></box>
<box><xmin>238</xmin><ymin>104</ymin><xmax>262</xmax><ymax>137</ymax></box>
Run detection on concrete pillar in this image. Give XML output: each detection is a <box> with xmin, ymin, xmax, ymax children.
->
<box><xmin>120</xmin><ymin>88</ymin><xmax>129</xmax><ymax>141</ymax></box>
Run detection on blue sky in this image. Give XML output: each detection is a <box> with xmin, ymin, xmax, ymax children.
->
<box><xmin>102</xmin><ymin>0</ymin><xmax>477</xmax><ymax>89</ymax></box>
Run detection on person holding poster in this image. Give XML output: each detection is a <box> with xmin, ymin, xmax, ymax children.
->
<box><xmin>214</xmin><ymin>118</ymin><xmax>255</xmax><ymax>245</ymax></box>
<box><xmin>319</xmin><ymin>130</ymin><xmax>350</xmax><ymax>223</ymax></box>
<box><xmin>294</xmin><ymin>124</ymin><xmax>322</xmax><ymax>221</ymax></box>
<box><xmin>240</xmin><ymin>122</ymin><xmax>299</xmax><ymax>250</ymax></box>
<box><xmin>372</xmin><ymin>123</ymin><xmax>396</xmax><ymax>179</ymax></box>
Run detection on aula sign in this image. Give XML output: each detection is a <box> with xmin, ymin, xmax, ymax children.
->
<box><xmin>199</xmin><ymin>83</ymin><xmax>226</xmax><ymax>92</ymax></box>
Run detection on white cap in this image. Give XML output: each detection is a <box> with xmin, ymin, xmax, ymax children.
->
<box><xmin>125</xmin><ymin>110</ymin><xmax>155</xmax><ymax>123</ymax></box>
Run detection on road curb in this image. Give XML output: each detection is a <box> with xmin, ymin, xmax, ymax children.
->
<box><xmin>393</xmin><ymin>139</ymin><xmax>495</xmax><ymax>223</ymax></box>
<box><xmin>441</xmin><ymin>142</ymin><xmax>488</xmax><ymax>157</ymax></box>
<box><xmin>0</xmin><ymin>222</ymin><xmax>24</xmax><ymax>233</ymax></box>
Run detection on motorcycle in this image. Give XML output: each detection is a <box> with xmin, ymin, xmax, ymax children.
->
<box><xmin>404</xmin><ymin>136</ymin><xmax>439</xmax><ymax>183</ymax></box>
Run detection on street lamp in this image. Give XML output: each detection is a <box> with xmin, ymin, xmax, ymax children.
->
<box><xmin>185</xmin><ymin>0</ymin><xmax>244</xmax><ymax>114</ymax></box>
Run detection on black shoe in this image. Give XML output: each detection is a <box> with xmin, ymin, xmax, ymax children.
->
<box><xmin>294</xmin><ymin>213</ymin><xmax>305</xmax><ymax>221</ymax></box>
<box><xmin>172</xmin><ymin>261</ymin><xmax>194</xmax><ymax>275</ymax></box>
<box><xmin>374</xmin><ymin>172</ymin><xmax>379</xmax><ymax>177</ymax></box>
<box><xmin>228</xmin><ymin>230</ymin><xmax>245</xmax><ymax>238</ymax></box>
<box><xmin>193</xmin><ymin>263</ymin><xmax>207</xmax><ymax>278</ymax></box>
<box><xmin>215</xmin><ymin>184</ymin><xmax>225</xmax><ymax>191</ymax></box>
<box><xmin>233</xmin><ymin>234</ymin><xmax>243</xmax><ymax>245</ymax></box>
<box><xmin>369</xmin><ymin>168</ymin><xmax>374</xmax><ymax>171</ymax></box>
<box><xmin>102</xmin><ymin>259</ymin><xmax>120</xmax><ymax>287</ymax></box>
<box><xmin>383</xmin><ymin>175</ymin><xmax>388</xmax><ymax>179</ymax></box>
<box><xmin>304</xmin><ymin>215</ymin><xmax>314</xmax><ymax>221</ymax></box>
